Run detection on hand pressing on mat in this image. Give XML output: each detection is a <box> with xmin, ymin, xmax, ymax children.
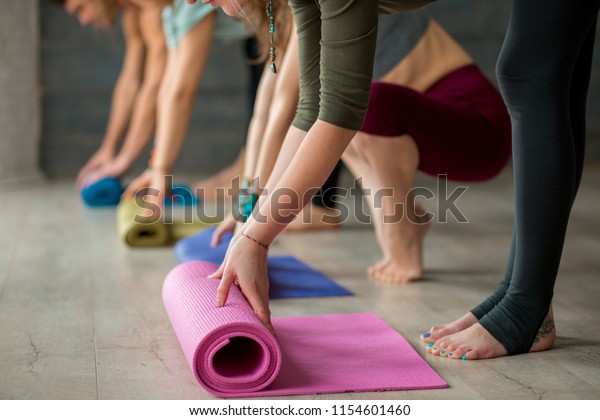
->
<box><xmin>123</xmin><ymin>168</ymin><xmax>168</xmax><ymax>219</ymax></box>
<box><xmin>80</xmin><ymin>155</ymin><xmax>131</xmax><ymax>188</ymax></box>
<box><xmin>76</xmin><ymin>146</ymin><xmax>115</xmax><ymax>188</ymax></box>
<box><xmin>208</xmin><ymin>232</ymin><xmax>275</xmax><ymax>336</ymax></box>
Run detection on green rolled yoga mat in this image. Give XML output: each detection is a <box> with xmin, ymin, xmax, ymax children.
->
<box><xmin>117</xmin><ymin>198</ymin><xmax>220</xmax><ymax>247</ymax></box>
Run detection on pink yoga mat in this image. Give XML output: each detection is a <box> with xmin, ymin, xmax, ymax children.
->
<box><xmin>163</xmin><ymin>261</ymin><xmax>447</xmax><ymax>397</ymax></box>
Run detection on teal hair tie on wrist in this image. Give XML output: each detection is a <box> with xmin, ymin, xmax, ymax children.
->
<box><xmin>234</xmin><ymin>179</ymin><xmax>259</xmax><ymax>223</ymax></box>
<box><xmin>240</xmin><ymin>192</ymin><xmax>258</xmax><ymax>223</ymax></box>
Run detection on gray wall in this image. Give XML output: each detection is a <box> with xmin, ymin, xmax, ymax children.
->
<box><xmin>0</xmin><ymin>0</ymin><xmax>41</xmax><ymax>182</ymax></box>
<box><xmin>39</xmin><ymin>0</ymin><xmax>600</xmax><ymax>178</ymax></box>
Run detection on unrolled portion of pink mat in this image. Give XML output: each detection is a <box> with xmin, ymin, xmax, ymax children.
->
<box><xmin>163</xmin><ymin>261</ymin><xmax>447</xmax><ymax>397</ymax></box>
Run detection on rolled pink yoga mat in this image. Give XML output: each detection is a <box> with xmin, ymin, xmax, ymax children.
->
<box><xmin>163</xmin><ymin>261</ymin><xmax>447</xmax><ymax>397</ymax></box>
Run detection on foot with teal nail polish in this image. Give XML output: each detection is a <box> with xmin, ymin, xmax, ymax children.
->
<box><xmin>431</xmin><ymin>306</ymin><xmax>556</xmax><ymax>360</ymax></box>
<box><xmin>430</xmin><ymin>322</ymin><xmax>506</xmax><ymax>360</ymax></box>
<box><xmin>420</xmin><ymin>312</ymin><xmax>478</xmax><ymax>344</ymax></box>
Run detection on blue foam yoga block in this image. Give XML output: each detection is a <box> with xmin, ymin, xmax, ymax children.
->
<box><xmin>81</xmin><ymin>177</ymin><xmax>124</xmax><ymax>207</ymax></box>
<box><xmin>174</xmin><ymin>227</ymin><xmax>353</xmax><ymax>299</ymax></box>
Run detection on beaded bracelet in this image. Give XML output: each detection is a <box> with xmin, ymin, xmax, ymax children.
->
<box><xmin>242</xmin><ymin>233</ymin><xmax>270</xmax><ymax>251</ymax></box>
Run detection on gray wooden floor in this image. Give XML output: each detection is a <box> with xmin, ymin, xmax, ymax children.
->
<box><xmin>1</xmin><ymin>167</ymin><xmax>599</xmax><ymax>400</ymax></box>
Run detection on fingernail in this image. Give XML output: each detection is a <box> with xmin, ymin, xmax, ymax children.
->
<box><xmin>440</xmin><ymin>350</ymin><xmax>446</xmax><ymax>355</ymax></box>
<box><xmin>216</xmin><ymin>300</ymin><xmax>222</xmax><ymax>308</ymax></box>
<box><xmin>449</xmin><ymin>353</ymin><xmax>453</xmax><ymax>357</ymax></box>
<box><xmin>421</xmin><ymin>332</ymin><xmax>431</xmax><ymax>338</ymax></box>
<box><xmin>462</xmin><ymin>355</ymin><xmax>467</xmax><ymax>361</ymax></box>
<box><xmin>433</xmin><ymin>347</ymin><xmax>438</xmax><ymax>351</ymax></box>
<box><xmin>426</xmin><ymin>343</ymin><xmax>434</xmax><ymax>348</ymax></box>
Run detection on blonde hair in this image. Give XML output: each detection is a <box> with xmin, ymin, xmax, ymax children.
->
<box><xmin>242</xmin><ymin>0</ymin><xmax>292</xmax><ymax>61</ymax></box>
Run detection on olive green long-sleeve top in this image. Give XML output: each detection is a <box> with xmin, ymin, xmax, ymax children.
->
<box><xmin>288</xmin><ymin>0</ymin><xmax>436</xmax><ymax>132</ymax></box>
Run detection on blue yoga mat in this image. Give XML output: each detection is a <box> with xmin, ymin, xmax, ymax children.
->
<box><xmin>166</xmin><ymin>184</ymin><xmax>199</xmax><ymax>206</ymax></box>
<box><xmin>81</xmin><ymin>178</ymin><xmax>198</xmax><ymax>207</ymax></box>
<box><xmin>81</xmin><ymin>177</ymin><xmax>124</xmax><ymax>207</ymax></box>
<box><xmin>174</xmin><ymin>227</ymin><xmax>353</xmax><ymax>299</ymax></box>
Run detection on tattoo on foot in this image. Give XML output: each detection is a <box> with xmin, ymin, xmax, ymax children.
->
<box><xmin>534</xmin><ymin>317</ymin><xmax>554</xmax><ymax>343</ymax></box>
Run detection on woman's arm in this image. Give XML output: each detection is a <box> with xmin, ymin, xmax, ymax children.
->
<box><xmin>251</xmin><ymin>29</ymin><xmax>300</xmax><ymax>185</ymax></box>
<box><xmin>243</xmin><ymin>63</ymin><xmax>278</xmax><ymax>179</ymax></box>
<box><xmin>210</xmin><ymin>121</ymin><xmax>353</xmax><ymax>334</ymax></box>
<box><xmin>211</xmin><ymin>0</ymin><xmax>379</xmax><ymax>331</ymax></box>
<box><xmin>111</xmin><ymin>6</ymin><xmax>167</xmax><ymax>175</ymax></box>
<box><xmin>123</xmin><ymin>11</ymin><xmax>217</xmax><ymax>205</ymax></box>
<box><xmin>150</xmin><ymin>12</ymin><xmax>216</xmax><ymax>174</ymax></box>
<box><xmin>211</xmin><ymin>27</ymin><xmax>299</xmax><ymax>245</ymax></box>
<box><xmin>76</xmin><ymin>8</ymin><xmax>144</xmax><ymax>186</ymax></box>
<box><xmin>247</xmin><ymin>122</ymin><xmax>354</xmax><ymax>242</ymax></box>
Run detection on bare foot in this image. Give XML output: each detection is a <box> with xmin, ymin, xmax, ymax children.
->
<box><xmin>285</xmin><ymin>204</ymin><xmax>341</xmax><ymax>232</ymax></box>
<box><xmin>428</xmin><ymin>322</ymin><xmax>508</xmax><ymax>360</ymax></box>
<box><xmin>420</xmin><ymin>312</ymin><xmax>478</xmax><ymax>343</ymax></box>
<box><xmin>427</xmin><ymin>306</ymin><xmax>556</xmax><ymax>360</ymax></box>
<box><xmin>368</xmin><ymin>214</ymin><xmax>430</xmax><ymax>283</ymax></box>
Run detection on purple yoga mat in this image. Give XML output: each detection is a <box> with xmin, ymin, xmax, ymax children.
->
<box><xmin>174</xmin><ymin>227</ymin><xmax>353</xmax><ymax>299</ymax></box>
<box><xmin>163</xmin><ymin>261</ymin><xmax>447</xmax><ymax>397</ymax></box>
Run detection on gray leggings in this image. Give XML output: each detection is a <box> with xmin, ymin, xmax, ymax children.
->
<box><xmin>472</xmin><ymin>0</ymin><xmax>599</xmax><ymax>354</ymax></box>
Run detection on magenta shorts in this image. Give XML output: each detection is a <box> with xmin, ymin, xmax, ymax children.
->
<box><xmin>360</xmin><ymin>64</ymin><xmax>511</xmax><ymax>182</ymax></box>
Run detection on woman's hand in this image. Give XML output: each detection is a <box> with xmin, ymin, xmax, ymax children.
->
<box><xmin>122</xmin><ymin>168</ymin><xmax>169</xmax><ymax>219</ymax></box>
<box><xmin>80</xmin><ymin>154</ymin><xmax>131</xmax><ymax>188</ymax></box>
<box><xmin>76</xmin><ymin>146</ymin><xmax>115</xmax><ymax>188</ymax></box>
<box><xmin>208</xmin><ymin>233</ymin><xmax>274</xmax><ymax>335</ymax></box>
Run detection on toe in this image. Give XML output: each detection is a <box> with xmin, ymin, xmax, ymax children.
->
<box><xmin>434</xmin><ymin>338</ymin><xmax>448</xmax><ymax>350</ymax></box>
<box><xmin>420</xmin><ymin>331</ymin><xmax>434</xmax><ymax>342</ymax></box>
<box><xmin>368</xmin><ymin>264</ymin><xmax>388</xmax><ymax>282</ymax></box>
<box><xmin>445</xmin><ymin>342</ymin><xmax>459</xmax><ymax>353</ymax></box>
<box><xmin>461</xmin><ymin>349</ymin><xmax>477</xmax><ymax>361</ymax></box>
<box><xmin>448</xmin><ymin>346</ymin><xmax>467</xmax><ymax>359</ymax></box>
